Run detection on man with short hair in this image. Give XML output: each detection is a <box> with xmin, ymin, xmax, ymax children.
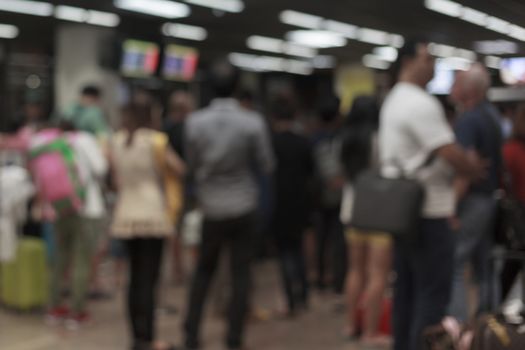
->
<box><xmin>448</xmin><ymin>64</ymin><xmax>503</xmax><ymax>321</ymax></box>
<box><xmin>183</xmin><ymin>60</ymin><xmax>274</xmax><ymax>350</ymax></box>
<box><xmin>62</xmin><ymin>85</ymin><xmax>109</xmax><ymax>137</ymax></box>
<box><xmin>379</xmin><ymin>40</ymin><xmax>487</xmax><ymax>350</ymax></box>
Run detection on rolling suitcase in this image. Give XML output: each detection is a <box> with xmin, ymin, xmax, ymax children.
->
<box><xmin>1</xmin><ymin>237</ymin><xmax>49</xmax><ymax>310</ymax></box>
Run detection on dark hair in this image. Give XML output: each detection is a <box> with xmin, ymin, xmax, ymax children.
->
<box><xmin>209</xmin><ymin>59</ymin><xmax>240</xmax><ymax>98</ymax></box>
<box><xmin>317</xmin><ymin>94</ymin><xmax>341</xmax><ymax>123</ymax></box>
<box><xmin>58</xmin><ymin>120</ymin><xmax>77</xmax><ymax>132</ymax></box>
<box><xmin>121</xmin><ymin>102</ymin><xmax>153</xmax><ymax>146</ymax></box>
<box><xmin>271</xmin><ymin>97</ymin><xmax>296</xmax><ymax>121</ymax></box>
<box><xmin>340</xmin><ymin>96</ymin><xmax>380</xmax><ymax>180</ymax></box>
<box><xmin>391</xmin><ymin>38</ymin><xmax>429</xmax><ymax>83</ymax></box>
<box><xmin>82</xmin><ymin>85</ymin><xmax>101</xmax><ymax>98</ymax></box>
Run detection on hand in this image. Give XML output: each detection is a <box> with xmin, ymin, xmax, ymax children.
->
<box><xmin>466</xmin><ymin>149</ymin><xmax>489</xmax><ymax>181</ymax></box>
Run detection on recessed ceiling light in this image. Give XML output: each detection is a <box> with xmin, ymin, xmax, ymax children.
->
<box><xmin>0</xmin><ymin>0</ymin><xmax>53</xmax><ymax>17</ymax></box>
<box><xmin>55</xmin><ymin>5</ymin><xmax>87</xmax><ymax>23</ymax></box>
<box><xmin>229</xmin><ymin>52</ymin><xmax>313</xmax><ymax>75</ymax></box>
<box><xmin>246</xmin><ymin>35</ymin><xmax>317</xmax><ymax>58</ymax></box>
<box><xmin>461</xmin><ymin>7</ymin><xmax>487</xmax><ymax>26</ymax></box>
<box><xmin>280</xmin><ymin>10</ymin><xmax>323</xmax><ymax>30</ymax></box>
<box><xmin>485</xmin><ymin>55</ymin><xmax>502</xmax><ymax>69</ymax></box>
<box><xmin>114</xmin><ymin>0</ymin><xmax>190</xmax><ymax>19</ymax></box>
<box><xmin>162</xmin><ymin>23</ymin><xmax>207</xmax><ymax>41</ymax></box>
<box><xmin>0</xmin><ymin>23</ymin><xmax>19</xmax><ymax>39</ymax></box>
<box><xmin>486</xmin><ymin>16</ymin><xmax>510</xmax><ymax>34</ymax></box>
<box><xmin>183</xmin><ymin>0</ymin><xmax>244</xmax><ymax>13</ymax></box>
<box><xmin>362</xmin><ymin>54</ymin><xmax>390</xmax><ymax>70</ymax></box>
<box><xmin>323</xmin><ymin>20</ymin><xmax>357</xmax><ymax>39</ymax></box>
<box><xmin>424</xmin><ymin>0</ymin><xmax>462</xmax><ymax>17</ymax></box>
<box><xmin>286</xmin><ymin>30</ymin><xmax>347</xmax><ymax>49</ymax></box>
<box><xmin>373</xmin><ymin>47</ymin><xmax>398</xmax><ymax>62</ymax></box>
<box><xmin>474</xmin><ymin>40</ymin><xmax>518</xmax><ymax>55</ymax></box>
<box><xmin>87</xmin><ymin>10</ymin><xmax>120</xmax><ymax>27</ymax></box>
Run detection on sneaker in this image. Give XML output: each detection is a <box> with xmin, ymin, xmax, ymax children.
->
<box><xmin>65</xmin><ymin>312</ymin><xmax>91</xmax><ymax>331</ymax></box>
<box><xmin>45</xmin><ymin>306</ymin><xmax>70</xmax><ymax>326</ymax></box>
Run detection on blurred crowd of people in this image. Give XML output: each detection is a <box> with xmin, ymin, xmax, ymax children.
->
<box><xmin>1</xmin><ymin>38</ymin><xmax>525</xmax><ymax>350</ymax></box>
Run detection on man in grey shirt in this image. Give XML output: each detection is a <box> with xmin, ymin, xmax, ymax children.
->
<box><xmin>183</xmin><ymin>60</ymin><xmax>274</xmax><ymax>350</ymax></box>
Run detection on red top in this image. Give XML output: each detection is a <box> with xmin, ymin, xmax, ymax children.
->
<box><xmin>504</xmin><ymin>139</ymin><xmax>525</xmax><ymax>204</ymax></box>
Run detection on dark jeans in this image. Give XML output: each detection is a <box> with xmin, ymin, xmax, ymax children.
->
<box><xmin>275</xmin><ymin>231</ymin><xmax>308</xmax><ymax>312</ymax></box>
<box><xmin>316</xmin><ymin>208</ymin><xmax>347</xmax><ymax>293</ymax></box>
<box><xmin>184</xmin><ymin>212</ymin><xmax>256</xmax><ymax>349</ymax></box>
<box><xmin>393</xmin><ymin>218</ymin><xmax>455</xmax><ymax>350</ymax></box>
<box><xmin>126</xmin><ymin>238</ymin><xmax>164</xmax><ymax>349</ymax></box>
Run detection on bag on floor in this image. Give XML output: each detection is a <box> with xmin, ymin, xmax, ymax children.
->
<box><xmin>1</xmin><ymin>237</ymin><xmax>49</xmax><ymax>310</ymax></box>
<box><xmin>470</xmin><ymin>314</ymin><xmax>525</xmax><ymax>350</ymax></box>
<box><xmin>28</xmin><ymin>130</ymin><xmax>85</xmax><ymax>217</ymax></box>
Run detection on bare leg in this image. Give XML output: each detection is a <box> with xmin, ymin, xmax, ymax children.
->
<box><xmin>361</xmin><ymin>240</ymin><xmax>392</xmax><ymax>345</ymax></box>
<box><xmin>345</xmin><ymin>239</ymin><xmax>367</xmax><ymax>337</ymax></box>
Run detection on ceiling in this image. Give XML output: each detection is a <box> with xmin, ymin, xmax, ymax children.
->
<box><xmin>2</xmin><ymin>0</ymin><xmax>525</xmax><ymax>65</ymax></box>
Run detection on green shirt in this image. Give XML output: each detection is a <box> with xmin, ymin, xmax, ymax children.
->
<box><xmin>62</xmin><ymin>103</ymin><xmax>109</xmax><ymax>136</ymax></box>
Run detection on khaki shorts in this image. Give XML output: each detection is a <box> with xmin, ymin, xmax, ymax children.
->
<box><xmin>346</xmin><ymin>228</ymin><xmax>392</xmax><ymax>247</ymax></box>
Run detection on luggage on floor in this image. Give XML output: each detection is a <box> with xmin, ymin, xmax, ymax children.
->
<box><xmin>1</xmin><ymin>237</ymin><xmax>49</xmax><ymax>310</ymax></box>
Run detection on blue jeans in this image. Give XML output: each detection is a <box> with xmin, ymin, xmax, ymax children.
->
<box><xmin>393</xmin><ymin>218</ymin><xmax>455</xmax><ymax>350</ymax></box>
<box><xmin>448</xmin><ymin>194</ymin><xmax>496</xmax><ymax>322</ymax></box>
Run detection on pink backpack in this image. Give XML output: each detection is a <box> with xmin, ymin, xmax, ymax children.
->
<box><xmin>28</xmin><ymin>129</ymin><xmax>85</xmax><ymax>217</ymax></box>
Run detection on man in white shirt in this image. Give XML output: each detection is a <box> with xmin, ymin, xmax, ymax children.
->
<box><xmin>379</xmin><ymin>39</ymin><xmax>486</xmax><ymax>350</ymax></box>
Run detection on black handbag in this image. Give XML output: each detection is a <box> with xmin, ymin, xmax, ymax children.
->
<box><xmin>350</xmin><ymin>169</ymin><xmax>425</xmax><ymax>239</ymax></box>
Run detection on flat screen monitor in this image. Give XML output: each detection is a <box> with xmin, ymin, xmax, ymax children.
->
<box><xmin>500</xmin><ymin>57</ymin><xmax>525</xmax><ymax>85</ymax></box>
<box><xmin>120</xmin><ymin>39</ymin><xmax>160</xmax><ymax>78</ymax></box>
<box><xmin>162</xmin><ymin>44</ymin><xmax>199</xmax><ymax>81</ymax></box>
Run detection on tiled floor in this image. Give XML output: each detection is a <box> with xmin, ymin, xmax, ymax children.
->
<box><xmin>0</xmin><ymin>260</ymin><xmax>375</xmax><ymax>350</ymax></box>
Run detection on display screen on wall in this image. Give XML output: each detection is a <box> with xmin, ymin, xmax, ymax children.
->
<box><xmin>162</xmin><ymin>44</ymin><xmax>199</xmax><ymax>81</ymax></box>
<box><xmin>500</xmin><ymin>58</ymin><xmax>525</xmax><ymax>85</ymax></box>
<box><xmin>120</xmin><ymin>39</ymin><xmax>160</xmax><ymax>78</ymax></box>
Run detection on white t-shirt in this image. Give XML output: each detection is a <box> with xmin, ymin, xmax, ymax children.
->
<box><xmin>69</xmin><ymin>132</ymin><xmax>108</xmax><ymax>219</ymax></box>
<box><xmin>379</xmin><ymin>82</ymin><xmax>456</xmax><ymax>218</ymax></box>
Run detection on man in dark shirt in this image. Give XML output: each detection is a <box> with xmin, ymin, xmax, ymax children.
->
<box><xmin>271</xmin><ymin>97</ymin><xmax>315</xmax><ymax>315</ymax></box>
<box><xmin>448</xmin><ymin>63</ymin><xmax>503</xmax><ymax>321</ymax></box>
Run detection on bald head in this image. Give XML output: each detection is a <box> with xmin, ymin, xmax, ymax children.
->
<box><xmin>451</xmin><ymin>63</ymin><xmax>491</xmax><ymax>110</ymax></box>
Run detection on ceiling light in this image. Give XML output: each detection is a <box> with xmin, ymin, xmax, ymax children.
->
<box><xmin>280</xmin><ymin>10</ymin><xmax>323</xmax><ymax>29</ymax></box>
<box><xmin>474</xmin><ymin>40</ymin><xmax>518</xmax><ymax>55</ymax></box>
<box><xmin>0</xmin><ymin>23</ymin><xmax>19</xmax><ymax>39</ymax></box>
<box><xmin>424</xmin><ymin>0</ymin><xmax>462</xmax><ymax>17</ymax></box>
<box><xmin>0</xmin><ymin>0</ymin><xmax>53</xmax><ymax>17</ymax></box>
<box><xmin>162</xmin><ymin>23</ymin><xmax>207</xmax><ymax>41</ymax></box>
<box><xmin>247</xmin><ymin>36</ymin><xmax>283</xmax><ymax>54</ymax></box>
<box><xmin>373</xmin><ymin>47</ymin><xmax>398</xmax><ymax>62</ymax></box>
<box><xmin>323</xmin><ymin>20</ymin><xmax>357</xmax><ymax>39</ymax></box>
<box><xmin>429</xmin><ymin>43</ymin><xmax>456</xmax><ymax>57</ymax></box>
<box><xmin>362</xmin><ymin>54</ymin><xmax>390</xmax><ymax>70</ymax></box>
<box><xmin>283</xmin><ymin>43</ymin><xmax>317</xmax><ymax>58</ymax></box>
<box><xmin>312</xmin><ymin>55</ymin><xmax>336</xmax><ymax>69</ymax></box>
<box><xmin>247</xmin><ymin>35</ymin><xmax>317</xmax><ymax>58</ymax></box>
<box><xmin>358</xmin><ymin>28</ymin><xmax>390</xmax><ymax>45</ymax></box>
<box><xmin>455</xmin><ymin>48</ymin><xmax>477</xmax><ymax>61</ymax></box>
<box><xmin>87</xmin><ymin>10</ymin><xmax>120</xmax><ymax>27</ymax></box>
<box><xmin>229</xmin><ymin>52</ymin><xmax>312</xmax><ymax>75</ymax></box>
<box><xmin>508</xmin><ymin>25</ymin><xmax>525</xmax><ymax>42</ymax></box>
<box><xmin>486</xmin><ymin>16</ymin><xmax>510</xmax><ymax>34</ymax></box>
<box><xmin>390</xmin><ymin>34</ymin><xmax>405</xmax><ymax>48</ymax></box>
<box><xmin>114</xmin><ymin>0</ymin><xmax>190</xmax><ymax>19</ymax></box>
<box><xmin>485</xmin><ymin>55</ymin><xmax>502</xmax><ymax>69</ymax></box>
<box><xmin>55</xmin><ymin>5</ymin><xmax>87</xmax><ymax>23</ymax></box>
<box><xmin>461</xmin><ymin>7</ymin><xmax>487</xmax><ymax>26</ymax></box>
<box><xmin>286</xmin><ymin>60</ymin><xmax>313</xmax><ymax>75</ymax></box>
<box><xmin>287</xmin><ymin>30</ymin><xmax>347</xmax><ymax>49</ymax></box>
<box><xmin>439</xmin><ymin>57</ymin><xmax>471</xmax><ymax>71</ymax></box>
<box><xmin>183</xmin><ymin>0</ymin><xmax>243</xmax><ymax>13</ymax></box>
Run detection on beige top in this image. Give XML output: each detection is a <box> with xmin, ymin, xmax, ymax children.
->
<box><xmin>111</xmin><ymin>129</ymin><xmax>172</xmax><ymax>239</ymax></box>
